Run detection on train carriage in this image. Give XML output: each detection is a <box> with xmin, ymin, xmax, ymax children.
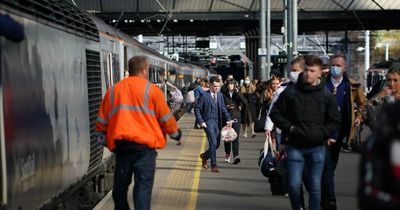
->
<box><xmin>0</xmin><ymin>1</ymin><xmax>210</xmax><ymax>210</ymax></box>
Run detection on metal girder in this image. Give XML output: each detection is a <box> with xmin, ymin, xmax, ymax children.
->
<box><xmin>219</xmin><ymin>0</ymin><xmax>249</xmax><ymax>11</ymax></box>
<box><xmin>98</xmin><ymin>10</ymin><xmax>400</xmax><ymax>36</ymax></box>
<box><xmin>249</xmin><ymin>0</ymin><xmax>256</xmax><ymax>11</ymax></box>
<box><xmin>330</xmin><ymin>0</ymin><xmax>347</xmax><ymax>11</ymax></box>
<box><xmin>371</xmin><ymin>0</ymin><xmax>385</xmax><ymax>10</ymax></box>
<box><xmin>209</xmin><ymin>0</ymin><xmax>214</xmax><ymax>12</ymax></box>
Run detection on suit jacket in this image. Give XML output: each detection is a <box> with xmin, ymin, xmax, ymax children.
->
<box><xmin>194</xmin><ymin>91</ymin><xmax>231</xmax><ymax>129</ymax></box>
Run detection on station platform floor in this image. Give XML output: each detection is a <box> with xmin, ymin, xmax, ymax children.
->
<box><xmin>93</xmin><ymin>113</ymin><xmax>360</xmax><ymax>210</ymax></box>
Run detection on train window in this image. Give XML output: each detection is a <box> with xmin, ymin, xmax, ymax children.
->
<box><xmin>124</xmin><ymin>46</ymin><xmax>128</xmax><ymax>72</ymax></box>
<box><xmin>112</xmin><ymin>54</ymin><xmax>120</xmax><ymax>83</ymax></box>
<box><xmin>105</xmin><ymin>52</ymin><xmax>114</xmax><ymax>88</ymax></box>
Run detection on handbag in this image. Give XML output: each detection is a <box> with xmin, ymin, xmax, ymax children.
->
<box><xmin>258</xmin><ymin>135</ymin><xmax>277</xmax><ymax>177</ymax></box>
<box><xmin>221</xmin><ymin>125</ymin><xmax>238</xmax><ymax>142</ymax></box>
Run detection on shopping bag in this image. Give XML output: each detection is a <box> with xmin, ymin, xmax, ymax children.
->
<box><xmin>221</xmin><ymin>125</ymin><xmax>237</xmax><ymax>142</ymax></box>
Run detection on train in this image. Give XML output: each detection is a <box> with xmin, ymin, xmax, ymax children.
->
<box><xmin>0</xmin><ymin>1</ymin><xmax>213</xmax><ymax>210</ymax></box>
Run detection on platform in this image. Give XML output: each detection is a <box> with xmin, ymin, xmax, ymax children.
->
<box><xmin>93</xmin><ymin>113</ymin><xmax>360</xmax><ymax>210</ymax></box>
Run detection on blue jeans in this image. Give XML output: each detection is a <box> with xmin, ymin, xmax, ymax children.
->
<box><xmin>113</xmin><ymin>150</ymin><xmax>157</xmax><ymax>210</ymax></box>
<box><xmin>286</xmin><ymin>145</ymin><xmax>326</xmax><ymax>210</ymax></box>
<box><xmin>203</xmin><ymin>119</ymin><xmax>221</xmax><ymax>167</ymax></box>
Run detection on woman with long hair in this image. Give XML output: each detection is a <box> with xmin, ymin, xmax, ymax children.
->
<box><xmin>222</xmin><ymin>80</ymin><xmax>248</xmax><ymax>164</ymax></box>
<box><xmin>240</xmin><ymin>77</ymin><xmax>259</xmax><ymax>138</ymax></box>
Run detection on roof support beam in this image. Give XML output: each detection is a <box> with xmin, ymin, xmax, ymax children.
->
<box><xmin>219</xmin><ymin>0</ymin><xmax>248</xmax><ymax>11</ymax></box>
<box><xmin>330</xmin><ymin>0</ymin><xmax>347</xmax><ymax>11</ymax></box>
<box><xmin>172</xmin><ymin>0</ymin><xmax>176</xmax><ymax>10</ymax></box>
<box><xmin>209</xmin><ymin>0</ymin><xmax>214</xmax><ymax>12</ymax></box>
<box><xmin>371</xmin><ymin>0</ymin><xmax>385</xmax><ymax>10</ymax></box>
<box><xmin>346</xmin><ymin>0</ymin><xmax>355</xmax><ymax>11</ymax></box>
<box><xmin>249</xmin><ymin>0</ymin><xmax>256</xmax><ymax>11</ymax></box>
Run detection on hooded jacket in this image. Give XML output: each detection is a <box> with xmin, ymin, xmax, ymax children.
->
<box><xmin>270</xmin><ymin>74</ymin><xmax>342</xmax><ymax>147</ymax></box>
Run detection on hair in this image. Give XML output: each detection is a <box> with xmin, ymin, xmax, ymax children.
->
<box><xmin>128</xmin><ymin>56</ymin><xmax>149</xmax><ymax>75</ymax></box>
<box><xmin>388</xmin><ymin>63</ymin><xmax>400</xmax><ymax>75</ymax></box>
<box><xmin>290</xmin><ymin>55</ymin><xmax>305</xmax><ymax>66</ymax></box>
<box><xmin>332</xmin><ymin>54</ymin><xmax>346</xmax><ymax>61</ymax></box>
<box><xmin>209</xmin><ymin>76</ymin><xmax>221</xmax><ymax>84</ymax></box>
<box><xmin>304</xmin><ymin>54</ymin><xmax>323</xmax><ymax>69</ymax></box>
<box><xmin>263</xmin><ymin>76</ymin><xmax>280</xmax><ymax>102</ymax></box>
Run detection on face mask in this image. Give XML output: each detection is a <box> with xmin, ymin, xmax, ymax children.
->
<box><xmin>289</xmin><ymin>71</ymin><xmax>301</xmax><ymax>83</ymax></box>
<box><xmin>244</xmin><ymin>80</ymin><xmax>250</xmax><ymax>85</ymax></box>
<box><xmin>330</xmin><ymin>66</ymin><xmax>343</xmax><ymax>78</ymax></box>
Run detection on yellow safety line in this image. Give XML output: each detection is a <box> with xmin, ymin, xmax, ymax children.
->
<box><xmin>187</xmin><ymin>132</ymin><xmax>206</xmax><ymax>210</ymax></box>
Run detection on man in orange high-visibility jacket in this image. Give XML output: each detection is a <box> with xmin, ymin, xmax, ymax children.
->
<box><xmin>96</xmin><ymin>56</ymin><xmax>182</xmax><ymax>210</ymax></box>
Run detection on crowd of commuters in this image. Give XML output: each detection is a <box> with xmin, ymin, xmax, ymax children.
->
<box><xmin>93</xmin><ymin>52</ymin><xmax>400</xmax><ymax>210</ymax></box>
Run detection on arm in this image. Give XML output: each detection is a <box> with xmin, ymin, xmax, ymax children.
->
<box><xmin>236</xmin><ymin>91</ymin><xmax>248</xmax><ymax>107</ymax></box>
<box><xmin>354</xmin><ymin>87</ymin><xmax>368</xmax><ymax>124</ymax></box>
<box><xmin>264</xmin><ymin>87</ymin><xmax>284</xmax><ymax>131</ymax></box>
<box><xmin>269</xmin><ymin>90</ymin><xmax>293</xmax><ymax>134</ymax></box>
<box><xmin>219</xmin><ymin>93</ymin><xmax>232</xmax><ymax>122</ymax></box>
<box><xmin>322</xmin><ymin>92</ymin><xmax>342</xmax><ymax>137</ymax></box>
<box><xmin>96</xmin><ymin>90</ymin><xmax>111</xmax><ymax>133</ymax></box>
<box><xmin>194</xmin><ymin>94</ymin><xmax>205</xmax><ymax>125</ymax></box>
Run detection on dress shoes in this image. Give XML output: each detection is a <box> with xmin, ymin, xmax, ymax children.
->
<box><xmin>211</xmin><ymin>167</ymin><xmax>220</xmax><ymax>173</ymax></box>
<box><xmin>200</xmin><ymin>153</ymin><xmax>208</xmax><ymax>169</ymax></box>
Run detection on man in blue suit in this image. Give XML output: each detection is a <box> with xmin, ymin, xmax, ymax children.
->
<box><xmin>195</xmin><ymin>76</ymin><xmax>233</xmax><ymax>172</ymax></box>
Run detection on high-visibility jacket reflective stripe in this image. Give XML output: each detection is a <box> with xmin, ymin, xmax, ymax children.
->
<box><xmin>96</xmin><ymin>76</ymin><xmax>178</xmax><ymax>151</ymax></box>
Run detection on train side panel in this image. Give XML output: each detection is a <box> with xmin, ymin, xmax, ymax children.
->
<box><xmin>1</xmin><ymin>13</ymin><xmax>96</xmax><ymax>210</ymax></box>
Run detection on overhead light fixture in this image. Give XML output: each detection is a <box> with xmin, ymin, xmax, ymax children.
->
<box><xmin>112</xmin><ymin>19</ymin><xmax>116</xmax><ymax>23</ymax></box>
<box><xmin>157</xmin><ymin>19</ymin><xmax>161</xmax><ymax>23</ymax></box>
<box><xmin>141</xmin><ymin>19</ymin><xmax>145</xmax><ymax>23</ymax></box>
<box><xmin>173</xmin><ymin>19</ymin><xmax>178</xmax><ymax>23</ymax></box>
<box><xmin>190</xmin><ymin>19</ymin><xmax>194</xmax><ymax>22</ymax></box>
<box><xmin>124</xmin><ymin>20</ymin><xmax>128</xmax><ymax>23</ymax></box>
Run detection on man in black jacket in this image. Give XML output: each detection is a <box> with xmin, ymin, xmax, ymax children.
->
<box><xmin>270</xmin><ymin>55</ymin><xmax>341</xmax><ymax>210</ymax></box>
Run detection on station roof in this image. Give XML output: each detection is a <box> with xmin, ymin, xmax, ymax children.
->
<box><xmin>75</xmin><ymin>0</ymin><xmax>400</xmax><ymax>35</ymax></box>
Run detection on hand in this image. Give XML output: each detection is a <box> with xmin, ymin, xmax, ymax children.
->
<box><xmin>327</xmin><ymin>138</ymin><xmax>336</xmax><ymax>145</ymax></box>
<box><xmin>279</xmin><ymin>144</ymin><xmax>286</xmax><ymax>153</ymax></box>
<box><xmin>170</xmin><ymin>128</ymin><xmax>182</xmax><ymax>141</ymax></box>
<box><xmin>354</xmin><ymin>117</ymin><xmax>361</xmax><ymax>127</ymax></box>
<box><xmin>265</xmin><ymin>130</ymin><xmax>271</xmax><ymax>137</ymax></box>
<box><xmin>226</xmin><ymin>120</ymin><xmax>234</xmax><ymax>127</ymax></box>
<box><xmin>384</xmin><ymin>87</ymin><xmax>392</xmax><ymax>96</ymax></box>
<box><xmin>201</xmin><ymin>122</ymin><xmax>207</xmax><ymax>128</ymax></box>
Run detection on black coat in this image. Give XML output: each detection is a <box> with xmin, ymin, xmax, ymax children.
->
<box><xmin>222</xmin><ymin>90</ymin><xmax>248</xmax><ymax>121</ymax></box>
<box><xmin>270</xmin><ymin>74</ymin><xmax>342</xmax><ymax>147</ymax></box>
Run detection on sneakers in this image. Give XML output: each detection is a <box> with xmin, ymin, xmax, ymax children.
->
<box><xmin>225</xmin><ymin>154</ymin><xmax>230</xmax><ymax>163</ymax></box>
<box><xmin>342</xmin><ymin>144</ymin><xmax>352</xmax><ymax>153</ymax></box>
<box><xmin>243</xmin><ymin>134</ymin><xmax>248</xmax><ymax>138</ymax></box>
<box><xmin>251</xmin><ymin>134</ymin><xmax>256</xmax><ymax>138</ymax></box>
<box><xmin>233</xmin><ymin>157</ymin><xmax>241</xmax><ymax>164</ymax></box>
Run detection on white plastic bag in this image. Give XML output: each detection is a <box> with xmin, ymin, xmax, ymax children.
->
<box><xmin>221</xmin><ymin>125</ymin><xmax>237</xmax><ymax>142</ymax></box>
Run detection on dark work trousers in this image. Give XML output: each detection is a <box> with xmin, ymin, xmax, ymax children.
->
<box><xmin>203</xmin><ymin>119</ymin><xmax>221</xmax><ymax>167</ymax></box>
<box><xmin>113</xmin><ymin>150</ymin><xmax>157</xmax><ymax>210</ymax></box>
<box><xmin>224</xmin><ymin>121</ymin><xmax>241</xmax><ymax>157</ymax></box>
<box><xmin>321</xmin><ymin>137</ymin><xmax>344</xmax><ymax>205</ymax></box>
